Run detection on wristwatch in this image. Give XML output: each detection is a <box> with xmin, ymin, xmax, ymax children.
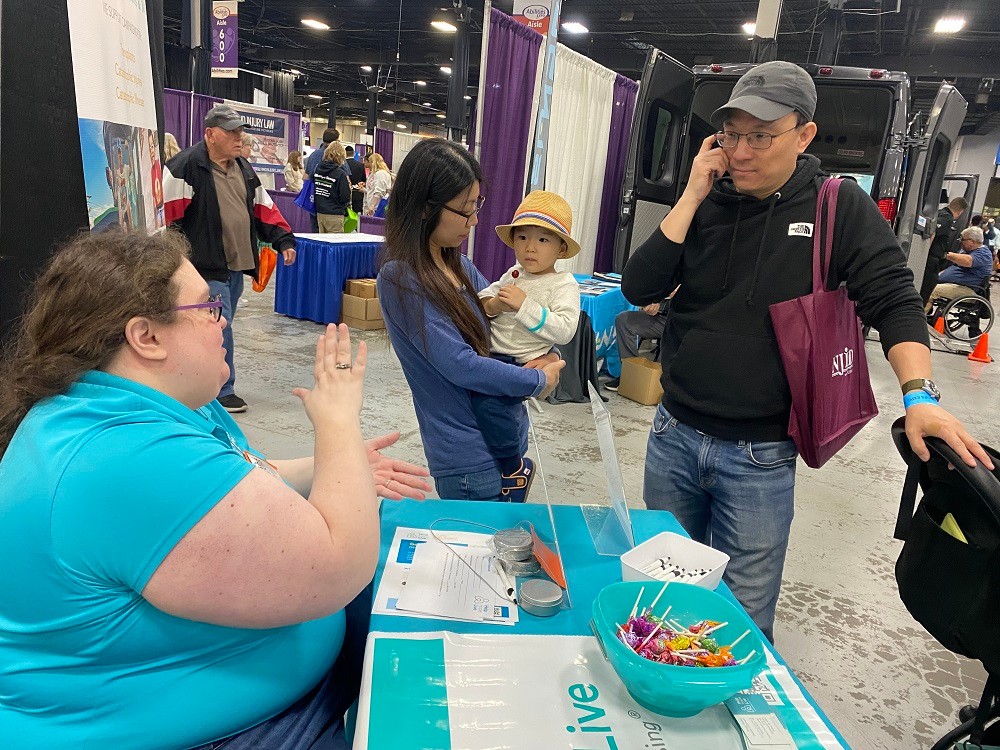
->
<box><xmin>901</xmin><ymin>378</ymin><xmax>941</xmax><ymax>402</ymax></box>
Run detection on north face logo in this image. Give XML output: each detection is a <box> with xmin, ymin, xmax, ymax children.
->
<box><xmin>788</xmin><ymin>222</ymin><xmax>814</xmax><ymax>237</ymax></box>
<box><xmin>744</xmin><ymin>75</ymin><xmax>766</xmax><ymax>88</ymax></box>
<box><xmin>832</xmin><ymin>347</ymin><xmax>854</xmax><ymax>378</ymax></box>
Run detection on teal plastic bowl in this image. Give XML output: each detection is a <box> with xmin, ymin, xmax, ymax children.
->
<box><xmin>592</xmin><ymin>581</ymin><xmax>767</xmax><ymax>718</ymax></box>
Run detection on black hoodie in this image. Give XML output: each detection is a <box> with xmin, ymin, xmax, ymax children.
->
<box><xmin>622</xmin><ymin>154</ymin><xmax>929</xmax><ymax>442</ymax></box>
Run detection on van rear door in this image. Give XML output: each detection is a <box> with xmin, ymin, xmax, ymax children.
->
<box><xmin>895</xmin><ymin>83</ymin><xmax>968</xmax><ymax>285</ymax></box>
<box><xmin>612</xmin><ymin>49</ymin><xmax>693</xmax><ymax>271</ymax></box>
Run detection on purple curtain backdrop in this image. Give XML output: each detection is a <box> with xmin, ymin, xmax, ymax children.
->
<box><xmin>472</xmin><ymin>8</ymin><xmax>542</xmax><ymax>282</ymax></box>
<box><xmin>374</xmin><ymin>128</ymin><xmax>394</xmax><ymax>169</ymax></box>
<box><xmin>162</xmin><ymin>88</ymin><xmax>301</xmax><ymax>155</ymax></box>
<box><xmin>163</xmin><ymin>89</ymin><xmax>193</xmax><ymax>149</ymax></box>
<box><xmin>594</xmin><ymin>75</ymin><xmax>639</xmax><ymax>272</ymax></box>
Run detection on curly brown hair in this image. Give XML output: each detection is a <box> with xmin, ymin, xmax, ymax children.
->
<box><xmin>0</xmin><ymin>230</ymin><xmax>190</xmax><ymax>457</ymax></box>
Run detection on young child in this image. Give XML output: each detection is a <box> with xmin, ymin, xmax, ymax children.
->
<box><xmin>475</xmin><ymin>190</ymin><xmax>581</xmax><ymax>501</ymax></box>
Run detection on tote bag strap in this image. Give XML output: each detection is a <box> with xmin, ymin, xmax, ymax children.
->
<box><xmin>812</xmin><ymin>177</ymin><xmax>843</xmax><ymax>293</ymax></box>
<box><xmin>892</xmin><ymin>453</ymin><xmax>922</xmax><ymax>541</ymax></box>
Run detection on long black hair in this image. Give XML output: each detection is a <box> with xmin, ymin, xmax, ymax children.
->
<box><xmin>380</xmin><ymin>138</ymin><xmax>491</xmax><ymax>355</ymax></box>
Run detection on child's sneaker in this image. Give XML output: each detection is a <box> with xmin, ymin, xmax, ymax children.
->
<box><xmin>500</xmin><ymin>457</ymin><xmax>534</xmax><ymax>503</ymax></box>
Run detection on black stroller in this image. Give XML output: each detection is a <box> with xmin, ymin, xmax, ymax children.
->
<box><xmin>892</xmin><ymin>418</ymin><xmax>1000</xmax><ymax>748</ymax></box>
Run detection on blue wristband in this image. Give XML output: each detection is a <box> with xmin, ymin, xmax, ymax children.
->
<box><xmin>527</xmin><ymin>307</ymin><xmax>548</xmax><ymax>333</ymax></box>
<box><xmin>903</xmin><ymin>391</ymin><xmax>938</xmax><ymax>409</ymax></box>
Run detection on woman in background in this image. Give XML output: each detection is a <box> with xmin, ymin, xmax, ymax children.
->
<box><xmin>284</xmin><ymin>150</ymin><xmax>305</xmax><ymax>193</ymax></box>
<box><xmin>363</xmin><ymin>152</ymin><xmax>393</xmax><ymax>216</ymax></box>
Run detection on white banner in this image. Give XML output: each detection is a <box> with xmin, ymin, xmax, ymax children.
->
<box><xmin>67</xmin><ymin>0</ymin><xmax>164</xmax><ymax>232</ymax></box>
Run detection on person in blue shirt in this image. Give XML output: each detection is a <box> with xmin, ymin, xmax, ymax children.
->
<box><xmin>931</xmin><ymin>225</ymin><xmax>993</xmax><ymax>301</ymax></box>
<box><xmin>377</xmin><ymin>138</ymin><xmax>565</xmax><ymax>501</ymax></box>
<box><xmin>0</xmin><ymin>230</ymin><xmax>429</xmax><ymax>750</ymax></box>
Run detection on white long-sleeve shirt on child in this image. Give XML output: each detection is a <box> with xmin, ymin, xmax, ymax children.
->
<box><xmin>479</xmin><ymin>265</ymin><xmax>581</xmax><ymax>363</ymax></box>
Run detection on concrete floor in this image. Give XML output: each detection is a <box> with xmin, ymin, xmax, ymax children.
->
<box><xmin>231</xmin><ymin>284</ymin><xmax>997</xmax><ymax>750</ymax></box>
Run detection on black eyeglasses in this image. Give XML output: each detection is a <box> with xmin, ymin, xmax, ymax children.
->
<box><xmin>173</xmin><ymin>294</ymin><xmax>224</xmax><ymax>322</ymax></box>
<box><xmin>441</xmin><ymin>195</ymin><xmax>486</xmax><ymax>225</ymax></box>
<box><xmin>716</xmin><ymin>125</ymin><xmax>800</xmax><ymax>150</ymax></box>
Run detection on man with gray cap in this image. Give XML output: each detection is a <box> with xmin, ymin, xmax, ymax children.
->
<box><xmin>929</xmin><ymin>225</ymin><xmax>993</xmax><ymax>308</ymax></box>
<box><xmin>623</xmin><ymin>61</ymin><xmax>990</xmax><ymax>641</ymax></box>
<box><xmin>164</xmin><ymin>104</ymin><xmax>297</xmax><ymax>413</ymax></box>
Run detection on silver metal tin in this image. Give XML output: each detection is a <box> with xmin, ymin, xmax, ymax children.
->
<box><xmin>500</xmin><ymin>557</ymin><xmax>542</xmax><ymax>576</ymax></box>
<box><xmin>519</xmin><ymin>579</ymin><xmax>563</xmax><ymax>618</ymax></box>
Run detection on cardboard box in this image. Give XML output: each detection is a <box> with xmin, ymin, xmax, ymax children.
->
<box><xmin>617</xmin><ymin>357</ymin><xmax>663</xmax><ymax>406</ymax></box>
<box><xmin>346</xmin><ymin>278</ymin><xmax>378</xmax><ymax>299</ymax></box>
<box><xmin>342</xmin><ymin>315</ymin><xmax>385</xmax><ymax>331</ymax></box>
<box><xmin>341</xmin><ymin>293</ymin><xmax>383</xmax><ymax>322</ymax></box>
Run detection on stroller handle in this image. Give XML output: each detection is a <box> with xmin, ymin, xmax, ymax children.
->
<box><xmin>891</xmin><ymin>416</ymin><xmax>1000</xmax><ymax>527</ymax></box>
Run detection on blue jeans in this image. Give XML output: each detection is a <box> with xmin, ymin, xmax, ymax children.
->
<box><xmin>189</xmin><ymin>585</ymin><xmax>371</xmax><ymax>750</ymax></box>
<box><xmin>208</xmin><ymin>271</ymin><xmax>245</xmax><ymax>398</ymax></box>
<box><xmin>469</xmin><ymin>354</ymin><xmax>524</xmax><ymax>472</ymax></box>
<box><xmin>643</xmin><ymin>404</ymin><xmax>796</xmax><ymax>642</ymax></box>
<box><xmin>436</xmin><ymin>466</ymin><xmax>521</xmax><ymax>502</ymax></box>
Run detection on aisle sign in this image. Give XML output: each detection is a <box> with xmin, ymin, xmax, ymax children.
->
<box><xmin>211</xmin><ymin>1</ymin><xmax>239</xmax><ymax>79</ymax></box>
<box><xmin>67</xmin><ymin>0</ymin><xmax>164</xmax><ymax>233</ymax></box>
<box><xmin>513</xmin><ymin>0</ymin><xmax>551</xmax><ymax>35</ymax></box>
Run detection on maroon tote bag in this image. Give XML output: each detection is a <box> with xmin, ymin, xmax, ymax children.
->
<box><xmin>769</xmin><ymin>177</ymin><xmax>878</xmax><ymax>469</ymax></box>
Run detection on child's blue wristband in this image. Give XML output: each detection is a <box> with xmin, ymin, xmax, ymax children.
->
<box><xmin>527</xmin><ymin>307</ymin><xmax>548</xmax><ymax>333</ymax></box>
<box><xmin>903</xmin><ymin>391</ymin><xmax>938</xmax><ymax>409</ymax></box>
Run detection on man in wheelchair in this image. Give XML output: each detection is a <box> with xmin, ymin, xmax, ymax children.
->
<box><xmin>928</xmin><ymin>226</ymin><xmax>994</xmax><ymax>339</ymax></box>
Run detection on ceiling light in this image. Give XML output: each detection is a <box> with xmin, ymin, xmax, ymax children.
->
<box><xmin>431</xmin><ymin>20</ymin><xmax>457</xmax><ymax>32</ymax></box>
<box><xmin>934</xmin><ymin>16</ymin><xmax>966</xmax><ymax>33</ymax></box>
<box><xmin>561</xmin><ymin>21</ymin><xmax>589</xmax><ymax>34</ymax></box>
<box><xmin>307</xmin><ymin>94</ymin><xmax>323</xmax><ymax>99</ymax></box>
<box><xmin>436</xmin><ymin>113</ymin><xmax>446</xmax><ymax>119</ymax></box>
<box><xmin>396</xmin><ymin>123</ymin><xmax>407</xmax><ymax>130</ymax></box>
<box><xmin>422</xmin><ymin>101</ymin><xmax>432</xmax><ymax>107</ymax></box>
<box><xmin>383</xmin><ymin>109</ymin><xmax>395</xmax><ymax>115</ymax></box>
<box><xmin>440</xmin><ymin>66</ymin><xmax>452</xmax><ymax>75</ymax></box>
<box><xmin>301</xmin><ymin>19</ymin><xmax>330</xmax><ymax>30</ymax></box>
<box><xmin>464</xmin><ymin>95</ymin><xmax>472</xmax><ymax>100</ymax></box>
<box><xmin>742</xmin><ymin>22</ymin><xmax>756</xmax><ymax>36</ymax></box>
<box><xmin>361</xmin><ymin>65</ymin><xmax>373</xmax><ymax>72</ymax></box>
<box><xmin>414</xmin><ymin>80</ymin><xmax>427</xmax><ymax>86</ymax></box>
<box><xmin>289</xmin><ymin>68</ymin><xmax>302</xmax><ymax>75</ymax></box>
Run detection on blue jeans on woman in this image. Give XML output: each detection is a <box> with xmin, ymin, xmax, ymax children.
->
<box><xmin>643</xmin><ymin>404</ymin><xmax>797</xmax><ymax>642</ymax></box>
<box><xmin>188</xmin><ymin>585</ymin><xmax>371</xmax><ymax>750</ymax></box>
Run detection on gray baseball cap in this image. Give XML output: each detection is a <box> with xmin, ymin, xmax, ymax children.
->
<box><xmin>204</xmin><ymin>104</ymin><xmax>245</xmax><ymax>131</ymax></box>
<box><xmin>711</xmin><ymin>61</ymin><xmax>817</xmax><ymax>127</ymax></box>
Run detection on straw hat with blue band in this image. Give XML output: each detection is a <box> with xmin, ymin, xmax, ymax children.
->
<box><xmin>495</xmin><ymin>190</ymin><xmax>581</xmax><ymax>259</ymax></box>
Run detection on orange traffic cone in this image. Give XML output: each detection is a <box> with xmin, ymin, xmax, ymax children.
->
<box><xmin>934</xmin><ymin>316</ymin><xmax>946</xmax><ymax>334</ymax></box>
<box><xmin>969</xmin><ymin>332</ymin><xmax>994</xmax><ymax>363</ymax></box>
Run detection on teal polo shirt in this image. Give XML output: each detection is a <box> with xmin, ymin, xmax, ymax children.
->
<box><xmin>0</xmin><ymin>371</ymin><xmax>345</xmax><ymax>749</ymax></box>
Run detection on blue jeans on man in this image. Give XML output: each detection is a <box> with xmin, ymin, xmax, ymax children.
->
<box><xmin>643</xmin><ymin>404</ymin><xmax>796</xmax><ymax>642</ymax></box>
<box><xmin>207</xmin><ymin>270</ymin><xmax>245</xmax><ymax>399</ymax></box>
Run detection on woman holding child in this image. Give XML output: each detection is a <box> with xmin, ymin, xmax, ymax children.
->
<box><xmin>379</xmin><ymin>138</ymin><xmax>579</xmax><ymax>502</ymax></box>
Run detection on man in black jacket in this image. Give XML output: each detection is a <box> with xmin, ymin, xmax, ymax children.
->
<box><xmin>622</xmin><ymin>61</ymin><xmax>990</xmax><ymax>641</ymax></box>
<box><xmin>920</xmin><ymin>197</ymin><xmax>968</xmax><ymax>306</ymax></box>
<box><xmin>164</xmin><ymin>104</ymin><xmax>297</xmax><ymax>413</ymax></box>
<box><xmin>344</xmin><ymin>146</ymin><xmax>367</xmax><ymax>216</ymax></box>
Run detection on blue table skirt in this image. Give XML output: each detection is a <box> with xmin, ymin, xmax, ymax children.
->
<box><xmin>575</xmin><ymin>274</ymin><xmax>636</xmax><ymax>378</ymax></box>
<box><xmin>275</xmin><ymin>236</ymin><xmax>381</xmax><ymax>324</ymax></box>
<box><xmin>372</xmin><ymin>499</ymin><xmax>849</xmax><ymax>747</ymax></box>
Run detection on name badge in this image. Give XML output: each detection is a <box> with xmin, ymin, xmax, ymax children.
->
<box><xmin>788</xmin><ymin>222</ymin><xmax>814</xmax><ymax>237</ymax></box>
<box><xmin>243</xmin><ymin>450</ymin><xmax>282</xmax><ymax>479</ymax></box>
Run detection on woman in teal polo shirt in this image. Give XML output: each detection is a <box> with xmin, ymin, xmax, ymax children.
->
<box><xmin>0</xmin><ymin>231</ymin><xmax>429</xmax><ymax>749</ymax></box>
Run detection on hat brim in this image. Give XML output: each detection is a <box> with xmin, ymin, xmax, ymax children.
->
<box><xmin>495</xmin><ymin>219</ymin><xmax>581</xmax><ymax>259</ymax></box>
<box><xmin>216</xmin><ymin>119</ymin><xmax>245</xmax><ymax>131</ymax></box>
<box><xmin>711</xmin><ymin>95</ymin><xmax>795</xmax><ymax>128</ymax></box>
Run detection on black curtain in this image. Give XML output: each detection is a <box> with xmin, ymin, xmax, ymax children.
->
<box><xmin>210</xmin><ymin>70</ymin><xmax>296</xmax><ymax>111</ymax></box>
<box><xmin>147</xmin><ymin>0</ymin><xmax>166</xmax><ymax>155</ymax></box>
<box><xmin>0</xmin><ymin>0</ymin><xmax>89</xmax><ymax>343</ymax></box>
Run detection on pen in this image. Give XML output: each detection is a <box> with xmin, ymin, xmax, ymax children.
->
<box><xmin>495</xmin><ymin>559</ymin><xmax>518</xmax><ymax>603</ymax></box>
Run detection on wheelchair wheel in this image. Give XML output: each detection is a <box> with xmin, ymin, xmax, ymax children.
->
<box><xmin>940</xmin><ymin>295</ymin><xmax>995</xmax><ymax>342</ymax></box>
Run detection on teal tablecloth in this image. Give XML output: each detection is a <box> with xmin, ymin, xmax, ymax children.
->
<box><xmin>369</xmin><ymin>499</ymin><xmax>850</xmax><ymax>749</ymax></box>
<box><xmin>575</xmin><ymin>274</ymin><xmax>635</xmax><ymax>377</ymax></box>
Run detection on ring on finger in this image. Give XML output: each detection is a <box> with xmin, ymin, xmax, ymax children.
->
<box><xmin>335</xmin><ymin>363</ymin><xmax>351</xmax><ymax>370</ymax></box>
